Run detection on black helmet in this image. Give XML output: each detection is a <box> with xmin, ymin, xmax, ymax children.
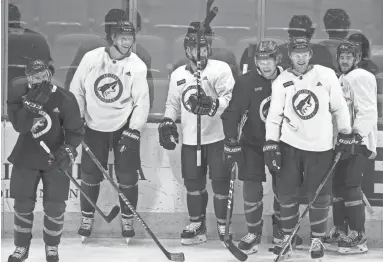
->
<box><xmin>288</xmin><ymin>15</ymin><xmax>315</xmax><ymax>39</ymax></box>
<box><xmin>25</xmin><ymin>59</ymin><xmax>50</xmax><ymax>76</ymax></box>
<box><xmin>348</xmin><ymin>33</ymin><xmax>370</xmax><ymax>59</ymax></box>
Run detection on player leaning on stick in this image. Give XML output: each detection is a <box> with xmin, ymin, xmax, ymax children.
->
<box><xmin>264</xmin><ymin>36</ymin><xmax>354</xmax><ymax>261</ymax></box>
<box><xmin>69</xmin><ymin>13</ymin><xmax>150</xmax><ymax>243</ymax></box>
<box><xmin>7</xmin><ymin>59</ymin><xmax>84</xmax><ymax>262</ymax></box>
<box><xmin>323</xmin><ymin>41</ymin><xmax>377</xmax><ymax>254</ymax></box>
<box><xmin>158</xmin><ymin>24</ymin><xmax>234</xmax><ymax>245</ymax></box>
<box><xmin>221</xmin><ymin>40</ymin><xmax>303</xmax><ymax>255</ymax></box>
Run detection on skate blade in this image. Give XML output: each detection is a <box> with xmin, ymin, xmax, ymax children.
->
<box><xmin>338</xmin><ymin>244</ymin><xmax>368</xmax><ymax>254</ymax></box>
<box><xmin>125</xmin><ymin>238</ymin><xmax>131</xmax><ymax>245</ymax></box>
<box><xmin>240</xmin><ymin>246</ymin><xmax>259</xmax><ymax>255</ymax></box>
<box><xmin>274</xmin><ymin>252</ymin><xmax>292</xmax><ymax>261</ymax></box>
<box><xmin>181</xmin><ymin>234</ymin><xmax>207</xmax><ymax>246</ymax></box>
<box><xmin>81</xmin><ymin>236</ymin><xmax>88</xmax><ymax>243</ymax></box>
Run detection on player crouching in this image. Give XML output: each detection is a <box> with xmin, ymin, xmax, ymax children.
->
<box><xmin>7</xmin><ymin>59</ymin><xmax>84</xmax><ymax>262</ymax></box>
<box><xmin>323</xmin><ymin>41</ymin><xmax>377</xmax><ymax>254</ymax></box>
<box><xmin>158</xmin><ymin>24</ymin><xmax>235</xmax><ymax>246</ymax></box>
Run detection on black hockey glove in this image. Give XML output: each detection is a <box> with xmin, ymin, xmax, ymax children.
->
<box><xmin>263</xmin><ymin>141</ymin><xmax>282</xmax><ymax>173</ymax></box>
<box><xmin>223</xmin><ymin>138</ymin><xmax>243</xmax><ymax>166</ymax></box>
<box><xmin>53</xmin><ymin>144</ymin><xmax>77</xmax><ymax>172</ymax></box>
<box><xmin>158</xmin><ymin>118</ymin><xmax>179</xmax><ymax>150</ymax></box>
<box><xmin>335</xmin><ymin>133</ymin><xmax>356</xmax><ymax>160</ymax></box>
<box><xmin>22</xmin><ymin>81</ymin><xmax>52</xmax><ymax>114</ymax></box>
<box><xmin>118</xmin><ymin>128</ymin><xmax>141</xmax><ymax>169</ymax></box>
<box><xmin>187</xmin><ymin>93</ymin><xmax>219</xmax><ymax>116</ymax></box>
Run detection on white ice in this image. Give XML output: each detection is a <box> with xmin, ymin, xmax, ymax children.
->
<box><xmin>2</xmin><ymin>238</ymin><xmax>383</xmax><ymax>262</ymax></box>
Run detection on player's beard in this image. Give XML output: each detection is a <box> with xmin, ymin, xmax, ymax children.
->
<box><xmin>191</xmin><ymin>56</ymin><xmax>208</xmax><ymax>70</ymax></box>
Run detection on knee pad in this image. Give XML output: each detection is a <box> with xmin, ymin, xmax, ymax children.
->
<box><xmin>312</xmin><ymin>194</ymin><xmax>331</xmax><ymax>209</ymax></box>
<box><xmin>184</xmin><ymin>179</ymin><xmax>206</xmax><ymax>192</ymax></box>
<box><xmin>43</xmin><ymin>201</ymin><xmax>66</xmax><ymax>217</ymax></box>
<box><xmin>14</xmin><ymin>199</ymin><xmax>35</xmax><ymax>214</ymax></box>
<box><xmin>343</xmin><ymin>186</ymin><xmax>362</xmax><ymax>201</ymax></box>
<box><xmin>243</xmin><ymin>181</ymin><xmax>263</xmax><ymax>202</ymax></box>
<box><xmin>117</xmin><ymin>172</ymin><xmax>139</xmax><ymax>188</ymax></box>
<box><xmin>211</xmin><ymin>179</ymin><xmax>230</xmax><ymax>196</ymax></box>
<box><xmin>81</xmin><ymin>171</ymin><xmax>102</xmax><ymax>185</ymax></box>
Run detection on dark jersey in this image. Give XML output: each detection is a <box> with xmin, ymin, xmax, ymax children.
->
<box><xmin>64</xmin><ymin>36</ymin><xmax>154</xmax><ymax>108</ymax></box>
<box><xmin>359</xmin><ymin>59</ymin><xmax>380</xmax><ymax>75</ymax></box>
<box><xmin>7</xmin><ymin>77</ymin><xmax>84</xmax><ymax>170</ymax></box>
<box><xmin>221</xmin><ymin>67</ymin><xmax>282</xmax><ymax>146</ymax></box>
<box><xmin>239</xmin><ymin>45</ymin><xmax>256</xmax><ymax>74</ymax></box>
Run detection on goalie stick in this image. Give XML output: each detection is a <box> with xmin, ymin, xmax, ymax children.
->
<box><xmin>38</xmin><ymin>141</ymin><xmax>120</xmax><ymax>223</ymax></box>
<box><xmin>274</xmin><ymin>152</ymin><xmax>343</xmax><ymax>262</ymax></box>
<box><xmin>81</xmin><ymin>141</ymin><xmax>185</xmax><ymax>262</ymax></box>
<box><xmin>223</xmin><ymin>111</ymin><xmax>249</xmax><ymax>262</ymax></box>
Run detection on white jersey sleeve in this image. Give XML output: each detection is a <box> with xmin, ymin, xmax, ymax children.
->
<box><xmin>69</xmin><ymin>52</ymin><xmax>92</xmax><ymax>118</ymax></box>
<box><xmin>328</xmin><ymin>70</ymin><xmax>353</xmax><ymax>135</ymax></box>
<box><xmin>214</xmin><ymin>62</ymin><xmax>234</xmax><ymax>116</ymax></box>
<box><xmin>164</xmin><ymin>73</ymin><xmax>182</xmax><ymax>122</ymax></box>
<box><xmin>265</xmin><ymin>76</ymin><xmax>285</xmax><ymax>142</ymax></box>
<box><xmin>129</xmin><ymin>66</ymin><xmax>150</xmax><ymax>131</ymax></box>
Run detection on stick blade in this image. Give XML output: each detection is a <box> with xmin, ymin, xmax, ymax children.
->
<box><xmin>224</xmin><ymin>240</ymin><xmax>248</xmax><ymax>261</ymax></box>
<box><xmin>167</xmin><ymin>252</ymin><xmax>185</xmax><ymax>262</ymax></box>
<box><xmin>106</xmin><ymin>205</ymin><xmax>120</xmax><ymax>223</ymax></box>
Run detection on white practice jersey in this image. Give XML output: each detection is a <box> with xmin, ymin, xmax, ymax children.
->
<box><xmin>339</xmin><ymin>68</ymin><xmax>378</xmax><ymax>158</ymax></box>
<box><xmin>70</xmin><ymin>47</ymin><xmax>150</xmax><ymax>132</ymax></box>
<box><xmin>165</xmin><ymin>59</ymin><xmax>234</xmax><ymax>145</ymax></box>
<box><xmin>266</xmin><ymin>65</ymin><xmax>352</xmax><ymax>152</ymax></box>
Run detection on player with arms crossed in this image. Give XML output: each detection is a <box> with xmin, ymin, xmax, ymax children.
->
<box><xmin>264</xmin><ymin>37</ymin><xmax>353</xmax><ymax>261</ymax></box>
<box><xmin>221</xmin><ymin>40</ymin><xmax>303</xmax><ymax>255</ymax></box>
<box><xmin>69</xmin><ymin>15</ymin><xmax>150</xmax><ymax>243</ymax></box>
<box><xmin>158</xmin><ymin>27</ymin><xmax>234</xmax><ymax>245</ymax></box>
<box><xmin>323</xmin><ymin>41</ymin><xmax>377</xmax><ymax>254</ymax></box>
<box><xmin>7</xmin><ymin>59</ymin><xmax>84</xmax><ymax>262</ymax></box>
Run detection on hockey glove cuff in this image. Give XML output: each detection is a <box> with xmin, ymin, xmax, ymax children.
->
<box><xmin>188</xmin><ymin>94</ymin><xmax>219</xmax><ymax>116</ymax></box>
<box><xmin>335</xmin><ymin>133</ymin><xmax>355</xmax><ymax>160</ymax></box>
<box><xmin>22</xmin><ymin>81</ymin><xmax>52</xmax><ymax>114</ymax></box>
<box><xmin>263</xmin><ymin>141</ymin><xmax>282</xmax><ymax>173</ymax></box>
<box><xmin>158</xmin><ymin>118</ymin><xmax>179</xmax><ymax>150</ymax></box>
<box><xmin>53</xmin><ymin>144</ymin><xmax>77</xmax><ymax>172</ymax></box>
<box><xmin>223</xmin><ymin>138</ymin><xmax>242</xmax><ymax>166</ymax></box>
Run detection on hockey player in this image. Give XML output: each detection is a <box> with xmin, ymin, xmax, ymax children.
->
<box><xmin>265</xmin><ymin>37</ymin><xmax>354</xmax><ymax>260</ymax></box>
<box><xmin>7</xmin><ymin>59</ymin><xmax>84</xmax><ymax>262</ymax></box>
<box><xmin>69</xmin><ymin>16</ymin><xmax>150</xmax><ymax>243</ymax></box>
<box><xmin>158</xmin><ymin>28</ymin><xmax>234</xmax><ymax>245</ymax></box>
<box><xmin>221</xmin><ymin>40</ymin><xmax>302</xmax><ymax>255</ymax></box>
<box><xmin>348</xmin><ymin>33</ymin><xmax>380</xmax><ymax>75</ymax></box>
<box><xmin>323</xmin><ymin>41</ymin><xmax>377</xmax><ymax>254</ymax></box>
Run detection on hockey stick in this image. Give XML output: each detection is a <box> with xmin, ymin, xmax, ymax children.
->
<box><xmin>223</xmin><ymin>111</ymin><xmax>249</xmax><ymax>262</ymax></box>
<box><xmin>242</xmin><ymin>44</ymin><xmax>255</xmax><ymax>75</ymax></box>
<box><xmin>362</xmin><ymin>190</ymin><xmax>374</xmax><ymax>215</ymax></box>
<box><xmin>81</xmin><ymin>141</ymin><xmax>185</xmax><ymax>262</ymax></box>
<box><xmin>206</xmin><ymin>0</ymin><xmax>215</xmax><ymax>16</ymax></box>
<box><xmin>274</xmin><ymin>152</ymin><xmax>342</xmax><ymax>262</ymax></box>
<box><xmin>38</xmin><ymin>141</ymin><xmax>120</xmax><ymax>223</ymax></box>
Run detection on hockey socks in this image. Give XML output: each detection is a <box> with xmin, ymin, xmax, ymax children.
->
<box><xmin>79</xmin><ymin>180</ymin><xmax>100</xmax><ymax>214</ymax></box>
<box><xmin>186</xmin><ymin>188</ymin><xmax>207</xmax><ymax>222</ymax></box>
<box><xmin>118</xmin><ymin>182</ymin><xmax>138</xmax><ymax>217</ymax></box>
<box><xmin>43</xmin><ymin>212</ymin><xmax>64</xmax><ymax>246</ymax></box>
<box><xmin>13</xmin><ymin>211</ymin><xmax>33</xmax><ymax>247</ymax></box>
<box><xmin>243</xmin><ymin>182</ymin><xmax>263</xmax><ymax>234</ymax></box>
<box><xmin>344</xmin><ymin>187</ymin><xmax>365</xmax><ymax>232</ymax></box>
<box><xmin>332</xmin><ymin>196</ymin><xmax>347</xmax><ymax>228</ymax></box>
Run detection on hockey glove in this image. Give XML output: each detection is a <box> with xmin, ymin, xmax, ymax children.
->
<box><xmin>22</xmin><ymin>81</ymin><xmax>52</xmax><ymax>114</ymax></box>
<box><xmin>223</xmin><ymin>138</ymin><xmax>242</xmax><ymax>166</ymax></box>
<box><xmin>263</xmin><ymin>141</ymin><xmax>282</xmax><ymax>173</ymax></box>
<box><xmin>53</xmin><ymin>144</ymin><xmax>77</xmax><ymax>172</ymax></box>
<box><xmin>188</xmin><ymin>93</ymin><xmax>219</xmax><ymax>116</ymax></box>
<box><xmin>158</xmin><ymin>118</ymin><xmax>179</xmax><ymax>150</ymax></box>
<box><xmin>335</xmin><ymin>133</ymin><xmax>356</xmax><ymax>160</ymax></box>
<box><xmin>118</xmin><ymin>129</ymin><xmax>141</xmax><ymax>169</ymax></box>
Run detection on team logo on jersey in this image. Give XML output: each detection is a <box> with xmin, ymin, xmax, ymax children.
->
<box><xmin>30</xmin><ymin>111</ymin><xmax>52</xmax><ymax>138</ymax></box>
<box><xmin>260</xmin><ymin>96</ymin><xmax>271</xmax><ymax>122</ymax></box>
<box><xmin>94</xmin><ymin>74</ymin><xmax>123</xmax><ymax>103</ymax></box>
<box><xmin>292</xmin><ymin>89</ymin><xmax>319</xmax><ymax>120</ymax></box>
<box><xmin>181</xmin><ymin>85</ymin><xmax>207</xmax><ymax>112</ymax></box>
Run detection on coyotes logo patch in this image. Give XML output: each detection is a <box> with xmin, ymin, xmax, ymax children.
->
<box><xmin>94</xmin><ymin>74</ymin><xmax>123</xmax><ymax>103</ymax></box>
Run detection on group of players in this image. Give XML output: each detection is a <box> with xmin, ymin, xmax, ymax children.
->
<box><xmin>6</xmin><ymin>6</ymin><xmax>379</xmax><ymax>262</ymax></box>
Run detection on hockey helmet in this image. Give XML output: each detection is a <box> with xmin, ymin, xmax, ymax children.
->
<box><xmin>288</xmin><ymin>37</ymin><xmax>311</xmax><ymax>53</ymax></box>
<box><xmin>255</xmin><ymin>40</ymin><xmax>281</xmax><ymax>62</ymax></box>
<box><xmin>337</xmin><ymin>40</ymin><xmax>361</xmax><ymax>58</ymax></box>
<box><xmin>105</xmin><ymin>9</ymin><xmax>135</xmax><ymax>41</ymax></box>
<box><xmin>323</xmin><ymin>9</ymin><xmax>350</xmax><ymax>30</ymax></box>
<box><xmin>25</xmin><ymin>59</ymin><xmax>50</xmax><ymax>76</ymax></box>
<box><xmin>348</xmin><ymin>33</ymin><xmax>370</xmax><ymax>59</ymax></box>
<box><xmin>288</xmin><ymin>15</ymin><xmax>315</xmax><ymax>39</ymax></box>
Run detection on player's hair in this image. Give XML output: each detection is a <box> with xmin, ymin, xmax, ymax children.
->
<box><xmin>323</xmin><ymin>9</ymin><xmax>350</xmax><ymax>39</ymax></box>
<box><xmin>288</xmin><ymin>15</ymin><xmax>315</xmax><ymax>39</ymax></box>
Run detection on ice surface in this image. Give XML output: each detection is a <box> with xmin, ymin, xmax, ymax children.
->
<box><xmin>2</xmin><ymin>238</ymin><xmax>383</xmax><ymax>262</ymax></box>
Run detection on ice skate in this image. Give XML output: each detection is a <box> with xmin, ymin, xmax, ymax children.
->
<box><xmin>310</xmin><ymin>237</ymin><xmax>325</xmax><ymax>261</ymax></box>
<box><xmin>217</xmin><ymin>223</ymin><xmax>232</xmax><ymax>247</ymax></box>
<box><xmin>180</xmin><ymin>219</ymin><xmax>207</xmax><ymax>245</ymax></box>
<box><xmin>77</xmin><ymin>215</ymin><xmax>94</xmax><ymax>243</ymax></box>
<box><xmin>45</xmin><ymin>245</ymin><xmax>59</xmax><ymax>262</ymax></box>
<box><xmin>238</xmin><ymin>233</ymin><xmax>261</xmax><ymax>255</ymax></box>
<box><xmin>271</xmin><ymin>215</ymin><xmax>303</xmax><ymax>249</ymax></box>
<box><xmin>323</xmin><ymin>226</ymin><xmax>346</xmax><ymax>247</ymax></box>
<box><xmin>8</xmin><ymin>246</ymin><xmax>29</xmax><ymax>262</ymax></box>
<box><xmin>121</xmin><ymin>216</ymin><xmax>135</xmax><ymax>244</ymax></box>
<box><xmin>272</xmin><ymin>234</ymin><xmax>293</xmax><ymax>261</ymax></box>
<box><xmin>338</xmin><ymin>230</ymin><xmax>368</xmax><ymax>254</ymax></box>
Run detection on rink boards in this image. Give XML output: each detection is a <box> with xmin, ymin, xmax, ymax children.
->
<box><xmin>1</xmin><ymin>122</ymin><xmax>383</xmax><ymax>243</ymax></box>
